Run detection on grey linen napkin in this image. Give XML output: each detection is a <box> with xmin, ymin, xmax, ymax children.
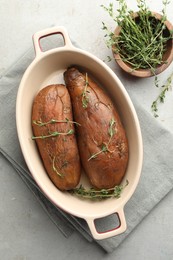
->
<box><xmin>1</xmin><ymin>44</ymin><xmax>173</xmax><ymax>253</ymax></box>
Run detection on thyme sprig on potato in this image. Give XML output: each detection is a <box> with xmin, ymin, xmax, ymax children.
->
<box><xmin>32</xmin><ymin>129</ymin><xmax>74</xmax><ymax>140</ymax></box>
<box><xmin>52</xmin><ymin>156</ymin><xmax>63</xmax><ymax>177</ymax></box>
<box><xmin>88</xmin><ymin>118</ymin><xmax>116</xmax><ymax>161</ymax></box>
<box><xmin>81</xmin><ymin>73</ymin><xmax>90</xmax><ymax>108</ymax></box>
<box><xmin>70</xmin><ymin>180</ymin><xmax>129</xmax><ymax>200</ymax></box>
<box><xmin>33</xmin><ymin>118</ymin><xmax>81</xmax><ymax>127</ymax></box>
<box><xmin>32</xmin><ymin>118</ymin><xmax>81</xmax><ymax>139</ymax></box>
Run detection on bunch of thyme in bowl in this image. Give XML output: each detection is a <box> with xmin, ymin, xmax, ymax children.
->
<box><xmin>101</xmin><ymin>0</ymin><xmax>173</xmax><ymax>77</ymax></box>
<box><xmin>101</xmin><ymin>0</ymin><xmax>173</xmax><ymax>116</ymax></box>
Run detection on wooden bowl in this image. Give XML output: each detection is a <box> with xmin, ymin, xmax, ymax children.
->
<box><xmin>113</xmin><ymin>12</ymin><xmax>173</xmax><ymax>78</ymax></box>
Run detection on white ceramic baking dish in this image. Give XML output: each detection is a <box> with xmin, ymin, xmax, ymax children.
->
<box><xmin>16</xmin><ymin>26</ymin><xmax>143</xmax><ymax>240</ymax></box>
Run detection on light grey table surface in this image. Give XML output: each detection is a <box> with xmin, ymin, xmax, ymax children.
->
<box><xmin>1</xmin><ymin>0</ymin><xmax>173</xmax><ymax>259</ymax></box>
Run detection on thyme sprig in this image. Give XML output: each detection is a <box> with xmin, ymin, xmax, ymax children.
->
<box><xmin>151</xmin><ymin>71</ymin><xmax>173</xmax><ymax>117</ymax></box>
<box><xmin>52</xmin><ymin>156</ymin><xmax>63</xmax><ymax>177</ymax></box>
<box><xmin>88</xmin><ymin>118</ymin><xmax>116</xmax><ymax>161</ymax></box>
<box><xmin>88</xmin><ymin>144</ymin><xmax>108</xmax><ymax>161</ymax></box>
<box><xmin>108</xmin><ymin>118</ymin><xmax>116</xmax><ymax>143</ymax></box>
<box><xmin>33</xmin><ymin>118</ymin><xmax>81</xmax><ymax>127</ymax></box>
<box><xmin>32</xmin><ymin>129</ymin><xmax>74</xmax><ymax>140</ymax></box>
<box><xmin>70</xmin><ymin>180</ymin><xmax>129</xmax><ymax>200</ymax></box>
<box><xmin>81</xmin><ymin>73</ymin><xmax>90</xmax><ymax>108</ymax></box>
<box><xmin>101</xmin><ymin>0</ymin><xmax>172</xmax><ymax>73</ymax></box>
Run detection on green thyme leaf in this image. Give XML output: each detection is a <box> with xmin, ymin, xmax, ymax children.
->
<box><xmin>108</xmin><ymin>118</ymin><xmax>116</xmax><ymax>138</ymax></box>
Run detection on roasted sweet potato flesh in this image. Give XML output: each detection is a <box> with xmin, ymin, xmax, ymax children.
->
<box><xmin>32</xmin><ymin>84</ymin><xmax>81</xmax><ymax>190</ymax></box>
<box><xmin>64</xmin><ymin>67</ymin><xmax>129</xmax><ymax>189</ymax></box>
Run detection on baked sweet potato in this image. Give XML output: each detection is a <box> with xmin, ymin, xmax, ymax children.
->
<box><xmin>64</xmin><ymin>67</ymin><xmax>128</xmax><ymax>189</ymax></box>
<box><xmin>32</xmin><ymin>84</ymin><xmax>81</xmax><ymax>190</ymax></box>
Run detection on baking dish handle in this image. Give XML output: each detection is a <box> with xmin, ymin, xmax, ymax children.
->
<box><xmin>32</xmin><ymin>26</ymin><xmax>73</xmax><ymax>57</ymax></box>
<box><xmin>85</xmin><ymin>208</ymin><xmax>127</xmax><ymax>240</ymax></box>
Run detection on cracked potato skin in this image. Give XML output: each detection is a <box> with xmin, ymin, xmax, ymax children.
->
<box><xmin>32</xmin><ymin>84</ymin><xmax>81</xmax><ymax>190</ymax></box>
<box><xmin>64</xmin><ymin>68</ymin><xmax>128</xmax><ymax>189</ymax></box>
